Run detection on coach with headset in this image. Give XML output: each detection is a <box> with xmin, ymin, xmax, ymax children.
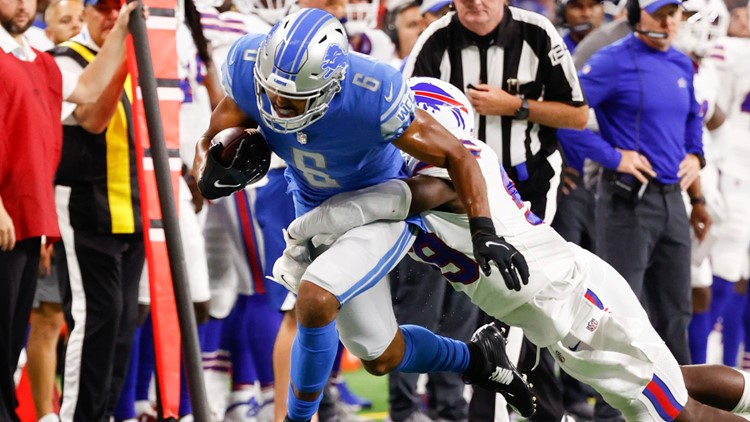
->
<box><xmin>558</xmin><ymin>0</ymin><xmax>706</xmax><ymax>366</ymax></box>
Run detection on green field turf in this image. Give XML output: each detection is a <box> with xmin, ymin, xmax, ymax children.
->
<box><xmin>343</xmin><ymin>368</ymin><xmax>389</xmax><ymax>421</ymax></box>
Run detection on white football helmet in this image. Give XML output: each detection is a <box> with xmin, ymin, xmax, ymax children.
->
<box><xmin>675</xmin><ymin>0</ymin><xmax>728</xmax><ymax>58</ymax></box>
<box><xmin>254</xmin><ymin>8</ymin><xmax>349</xmax><ymax>133</ymax></box>
<box><xmin>233</xmin><ymin>0</ymin><xmax>293</xmax><ymax>25</ymax></box>
<box><xmin>408</xmin><ymin>77</ymin><xmax>475</xmax><ymax>140</ymax></box>
<box><xmin>345</xmin><ymin>0</ymin><xmax>381</xmax><ymax>35</ymax></box>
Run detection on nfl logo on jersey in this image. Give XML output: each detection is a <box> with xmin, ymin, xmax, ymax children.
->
<box><xmin>586</xmin><ymin>318</ymin><xmax>599</xmax><ymax>332</ymax></box>
<box><xmin>297</xmin><ymin>132</ymin><xmax>308</xmax><ymax>144</ymax></box>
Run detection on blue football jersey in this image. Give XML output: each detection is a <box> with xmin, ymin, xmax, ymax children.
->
<box><xmin>222</xmin><ymin>33</ymin><xmax>416</xmax><ymax>215</ymax></box>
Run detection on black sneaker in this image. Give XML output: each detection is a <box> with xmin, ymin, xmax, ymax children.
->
<box><xmin>284</xmin><ymin>416</ymin><xmax>312</xmax><ymax>422</ymax></box>
<box><xmin>462</xmin><ymin>323</ymin><xmax>536</xmax><ymax>417</ymax></box>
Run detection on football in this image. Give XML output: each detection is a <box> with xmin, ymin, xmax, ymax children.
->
<box><xmin>211</xmin><ymin>127</ymin><xmax>263</xmax><ymax>167</ymax></box>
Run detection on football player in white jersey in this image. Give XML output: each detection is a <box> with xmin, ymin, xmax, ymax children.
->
<box><xmin>702</xmin><ymin>11</ymin><xmax>750</xmax><ymax>369</ymax></box>
<box><xmin>344</xmin><ymin>0</ymin><xmax>396</xmax><ymax>63</ymax></box>
<box><xmin>281</xmin><ymin>77</ymin><xmax>750</xmax><ymax>422</ymax></box>
<box><xmin>671</xmin><ymin>0</ymin><xmax>731</xmax><ymax>365</ymax></box>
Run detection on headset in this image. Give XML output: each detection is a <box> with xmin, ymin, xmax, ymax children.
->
<box><xmin>627</xmin><ymin>0</ymin><xmax>671</xmax><ymax>38</ymax></box>
<box><xmin>383</xmin><ymin>1</ymin><xmax>419</xmax><ymax>51</ymax></box>
<box><xmin>557</xmin><ymin>0</ymin><xmax>599</xmax><ymax>33</ymax></box>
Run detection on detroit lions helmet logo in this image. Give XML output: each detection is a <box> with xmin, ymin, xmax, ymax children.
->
<box><xmin>321</xmin><ymin>44</ymin><xmax>347</xmax><ymax>79</ymax></box>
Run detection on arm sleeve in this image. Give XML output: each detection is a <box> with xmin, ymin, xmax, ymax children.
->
<box><xmin>55</xmin><ymin>55</ymin><xmax>84</xmax><ymax>121</ymax></box>
<box><xmin>555</xmin><ymin>50</ymin><xmax>622</xmax><ymax>169</ymax></box>
<box><xmin>685</xmin><ymin>71</ymin><xmax>704</xmax><ymax>156</ymax></box>
<box><xmin>557</xmin><ymin>128</ymin><xmax>622</xmax><ymax>169</ymax></box>
<box><xmin>287</xmin><ymin>179</ymin><xmax>412</xmax><ymax>241</ymax></box>
<box><xmin>539</xmin><ymin>19</ymin><xmax>586</xmax><ymax>105</ymax></box>
<box><xmin>379</xmin><ymin>64</ymin><xmax>416</xmax><ymax>142</ymax></box>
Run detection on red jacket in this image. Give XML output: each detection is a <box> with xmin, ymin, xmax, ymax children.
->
<box><xmin>0</xmin><ymin>49</ymin><xmax>63</xmax><ymax>242</ymax></box>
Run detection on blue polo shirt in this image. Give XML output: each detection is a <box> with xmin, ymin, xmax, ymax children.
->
<box><xmin>558</xmin><ymin>33</ymin><xmax>703</xmax><ymax>184</ymax></box>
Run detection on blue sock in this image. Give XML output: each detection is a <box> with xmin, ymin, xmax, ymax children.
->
<box><xmin>288</xmin><ymin>321</ymin><xmax>338</xmax><ymax>422</ymax></box>
<box><xmin>722</xmin><ymin>287</ymin><xmax>746</xmax><ymax>366</ymax></box>
<box><xmin>710</xmin><ymin>277</ymin><xmax>732</xmax><ymax>327</ymax></box>
<box><xmin>395</xmin><ymin>325</ymin><xmax>469</xmax><ymax>374</ymax></box>
<box><xmin>330</xmin><ymin>342</ymin><xmax>345</xmax><ymax>378</ymax></box>
<box><xmin>179</xmin><ymin>360</ymin><xmax>192</xmax><ymax>417</ymax></box>
<box><xmin>136</xmin><ymin>314</ymin><xmax>155</xmax><ymax>401</ymax></box>
<box><xmin>246</xmin><ymin>295</ymin><xmax>282</xmax><ymax>385</ymax></box>
<box><xmin>114</xmin><ymin>326</ymin><xmax>140</xmax><ymax>420</ymax></box>
<box><xmin>689</xmin><ymin>311</ymin><xmax>710</xmax><ymax>364</ymax></box>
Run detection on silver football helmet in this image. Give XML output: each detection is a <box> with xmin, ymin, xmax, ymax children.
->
<box><xmin>254</xmin><ymin>8</ymin><xmax>349</xmax><ymax>133</ymax></box>
<box><xmin>675</xmin><ymin>0</ymin><xmax>728</xmax><ymax>58</ymax></box>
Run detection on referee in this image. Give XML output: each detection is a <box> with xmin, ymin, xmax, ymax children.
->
<box><xmin>52</xmin><ymin>0</ymin><xmax>144</xmax><ymax>419</ymax></box>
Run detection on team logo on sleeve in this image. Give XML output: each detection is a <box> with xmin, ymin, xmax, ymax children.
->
<box><xmin>321</xmin><ymin>44</ymin><xmax>347</xmax><ymax>79</ymax></box>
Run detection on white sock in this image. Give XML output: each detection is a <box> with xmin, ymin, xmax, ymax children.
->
<box><xmin>732</xmin><ymin>369</ymin><xmax>750</xmax><ymax>414</ymax></box>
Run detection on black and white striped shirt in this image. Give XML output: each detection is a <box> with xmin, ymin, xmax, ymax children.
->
<box><xmin>403</xmin><ymin>7</ymin><xmax>586</xmax><ymax>184</ymax></box>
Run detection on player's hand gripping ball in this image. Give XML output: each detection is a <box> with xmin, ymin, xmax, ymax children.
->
<box><xmin>198</xmin><ymin>127</ymin><xmax>272</xmax><ymax>200</ymax></box>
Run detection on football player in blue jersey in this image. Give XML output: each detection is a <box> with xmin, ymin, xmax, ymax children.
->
<box><xmin>193</xmin><ymin>8</ymin><xmax>534</xmax><ymax>422</ymax></box>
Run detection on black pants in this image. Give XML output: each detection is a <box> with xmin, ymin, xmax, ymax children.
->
<box><xmin>59</xmin><ymin>231</ymin><xmax>144</xmax><ymax>422</ymax></box>
<box><xmin>596</xmin><ymin>182</ymin><xmax>692</xmax><ymax>364</ymax></box>
<box><xmin>389</xmin><ymin>258</ymin><xmax>479</xmax><ymax>422</ymax></box>
<box><xmin>0</xmin><ymin>238</ymin><xmax>41</xmax><ymax>422</ymax></box>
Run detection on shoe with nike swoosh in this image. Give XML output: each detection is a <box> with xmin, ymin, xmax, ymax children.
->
<box><xmin>462</xmin><ymin>323</ymin><xmax>536</xmax><ymax>417</ymax></box>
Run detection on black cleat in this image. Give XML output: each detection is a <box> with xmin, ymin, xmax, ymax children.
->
<box><xmin>462</xmin><ymin>323</ymin><xmax>536</xmax><ymax>417</ymax></box>
<box><xmin>284</xmin><ymin>416</ymin><xmax>311</xmax><ymax>422</ymax></box>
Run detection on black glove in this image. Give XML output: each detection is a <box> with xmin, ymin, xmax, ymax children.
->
<box><xmin>198</xmin><ymin>137</ymin><xmax>271</xmax><ymax>200</ymax></box>
<box><xmin>470</xmin><ymin>217</ymin><xmax>530</xmax><ymax>291</ymax></box>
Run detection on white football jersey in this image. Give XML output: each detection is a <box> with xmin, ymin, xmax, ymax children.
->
<box><xmin>704</xmin><ymin>37</ymin><xmax>750</xmax><ymax>181</ymax></box>
<box><xmin>403</xmin><ymin>140</ymin><xmax>585</xmax><ymax>345</ymax></box>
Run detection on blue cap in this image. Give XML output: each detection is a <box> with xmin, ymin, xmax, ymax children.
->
<box><xmin>420</xmin><ymin>0</ymin><xmax>451</xmax><ymax>14</ymax></box>
<box><xmin>639</xmin><ymin>0</ymin><xmax>681</xmax><ymax>14</ymax></box>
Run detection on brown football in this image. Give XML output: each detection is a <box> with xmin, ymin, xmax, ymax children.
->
<box><xmin>211</xmin><ymin>127</ymin><xmax>258</xmax><ymax>167</ymax></box>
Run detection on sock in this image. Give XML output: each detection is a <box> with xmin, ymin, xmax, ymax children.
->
<box><xmin>288</xmin><ymin>321</ymin><xmax>338</xmax><ymax>422</ymax></box>
<box><xmin>226</xmin><ymin>296</ymin><xmax>257</xmax><ymax>386</ymax></box>
<box><xmin>136</xmin><ymin>313</ymin><xmax>155</xmax><ymax>401</ymax></box>
<box><xmin>732</xmin><ymin>370</ymin><xmax>750</xmax><ymax>413</ymax></box>
<box><xmin>179</xmin><ymin>361</ymin><xmax>192</xmax><ymax>417</ymax></box>
<box><xmin>113</xmin><ymin>326</ymin><xmax>141</xmax><ymax>420</ymax></box>
<box><xmin>710</xmin><ymin>277</ymin><xmax>732</xmax><ymax>329</ymax></box>
<box><xmin>689</xmin><ymin>311</ymin><xmax>710</xmax><ymax>364</ymax></box>
<box><xmin>246</xmin><ymin>295</ymin><xmax>282</xmax><ymax>385</ymax></box>
<box><xmin>331</xmin><ymin>342</ymin><xmax>345</xmax><ymax>378</ymax></box>
<box><xmin>722</xmin><ymin>288</ymin><xmax>746</xmax><ymax>367</ymax></box>
<box><xmin>395</xmin><ymin>325</ymin><xmax>470</xmax><ymax>374</ymax></box>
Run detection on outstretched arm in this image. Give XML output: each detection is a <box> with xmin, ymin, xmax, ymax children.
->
<box><xmin>287</xmin><ymin>176</ymin><xmax>457</xmax><ymax>241</ymax></box>
<box><xmin>392</xmin><ymin>109</ymin><xmax>490</xmax><ymax>220</ymax></box>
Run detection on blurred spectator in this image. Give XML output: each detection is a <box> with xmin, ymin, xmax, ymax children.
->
<box><xmin>0</xmin><ymin>0</ymin><xmax>136</xmax><ymax>419</ymax></box>
<box><xmin>725</xmin><ymin>0</ymin><xmax>749</xmax><ymax>36</ymax></box>
<box><xmin>420</xmin><ymin>0</ymin><xmax>450</xmax><ymax>24</ymax></box>
<box><xmin>51</xmin><ymin>0</ymin><xmax>145</xmax><ymax>419</ymax></box>
<box><xmin>558</xmin><ymin>0</ymin><xmax>706</xmax><ymax>369</ymax></box>
<box><xmin>24</xmin><ymin>4</ymin><xmax>82</xmax><ymax>420</ymax></box>
<box><xmin>383</xmin><ymin>0</ymin><xmax>423</xmax><ymax>68</ymax></box>
<box><xmin>558</xmin><ymin>0</ymin><xmax>604</xmax><ymax>52</ymax></box>
<box><xmin>44</xmin><ymin>0</ymin><xmax>83</xmax><ymax>44</ymax></box>
<box><xmin>346</xmin><ymin>0</ymin><xmax>396</xmax><ymax>62</ymax></box>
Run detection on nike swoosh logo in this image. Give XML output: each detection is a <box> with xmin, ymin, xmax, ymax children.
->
<box><xmin>485</xmin><ymin>241</ymin><xmax>511</xmax><ymax>251</ymax></box>
<box><xmin>384</xmin><ymin>83</ymin><xmax>393</xmax><ymax>102</ymax></box>
<box><xmin>214</xmin><ymin>180</ymin><xmax>241</xmax><ymax>189</ymax></box>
